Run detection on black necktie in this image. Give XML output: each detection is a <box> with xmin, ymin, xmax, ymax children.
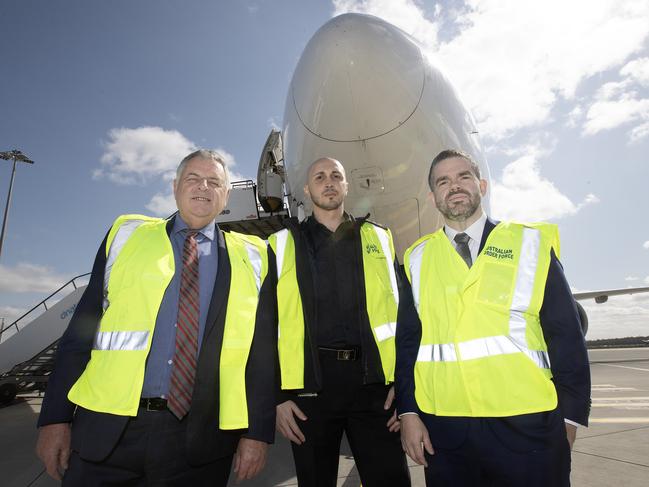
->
<box><xmin>454</xmin><ymin>232</ymin><xmax>472</xmax><ymax>268</ymax></box>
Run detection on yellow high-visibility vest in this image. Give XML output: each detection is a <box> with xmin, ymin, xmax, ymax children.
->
<box><xmin>68</xmin><ymin>214</ymin><xmax>267</xmax><ymax>429</ymax></box>
<box><xmin>404</xmin><ymin>221</ymin><xmax>560</xmax><ymax>417</ymax></box>
<box><xmin>269</xmin><ymin>221</ymin><xmax>399</xmax><ymax>389</ymax></box>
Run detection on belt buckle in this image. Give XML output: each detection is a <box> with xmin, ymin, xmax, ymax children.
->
<box><xmin>337</xmin><ymin>349</ymin><xmax>355</xmax><ymax>360</ymax></box>
<box><xmin>142</xmin><ymin>398</ymin><xmax>164</xmax><ymax>411</ymax></box>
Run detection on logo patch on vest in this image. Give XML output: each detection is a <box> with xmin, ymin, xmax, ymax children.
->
<box><xmin>484</xmin><ymin>245</ymin><xmax>514</xmax><ymax>260</ymax></box>
<box><xmin>365</xmin><ymin>243</ymin><xmax>380</xmax><ymax>254</ymax></box>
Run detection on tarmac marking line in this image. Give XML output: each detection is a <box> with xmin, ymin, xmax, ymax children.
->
<box><xmin>589</xmin><ymin>417</ymin><xmax>649</xmax><ymax>423</ymax></box>
<box><xmin>579</xmin><ymin>425</ymin><xmax>649</xmax><ymax>439</ymax></box>
<box><xmin>572</xmin><ymin>450</ymin><xmax>649</xmax><ymax>469</ymax></box>
<box><xmin>26</xmin><ymin>468</ymin><xmax>46</xmax><ymax>487</ymax></box>
<box><xmin>590</xmin><ymin>387</ymin><xmax>638</xmax><ymax>392</ymax></box>
<box><xmin>591</xmin><ymin>403</ymin><xmax>649</xmax><ymax>407</ymax></box>
<box><xmin>599</xmin><ymin>363</ymin><xmax>649</xmax><ymax>372</ymax></box>
<box><xmin>592</xmin><ymin>396</ymin><xmax>649</xmax><ymax>400</ymax></box>
<box><xmin>590</xmin><ymin>359</ymin><xmax>649</xmax><ymax>365</ymax></box>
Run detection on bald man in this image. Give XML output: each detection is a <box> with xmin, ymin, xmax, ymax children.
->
<box><xmin>268</xmin><ymin>158</ymin><xmax>410</xmax><ymax>487</ymax></box>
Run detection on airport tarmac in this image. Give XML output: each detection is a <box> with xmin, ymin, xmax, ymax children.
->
<box><xmin>2</xmin><ymin>347</ymin><xmax>647</xmax><ymax>486</ymax></box>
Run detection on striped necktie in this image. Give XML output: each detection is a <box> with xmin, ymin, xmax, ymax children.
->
<box><xmin>454</xmin><ymin>232</ymin><xmax>473</xmax><ymax>268</ymax></box>
<box><xmin>168</xmin><ymin>231</ymin><xmax>200</xmax><ymax>419</ymax></box>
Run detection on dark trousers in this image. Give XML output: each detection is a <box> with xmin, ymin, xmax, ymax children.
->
<box><xmin>424</xmin><ymin>417</ymin><xmax>571</xmax><ymax>487</ymax></box>
<box><xmin>63</xmin><ymin>408</ymin><xmax>233</xmax><ymax>487</ymax></box>
<box><xmin>291</xmin><ymin>350</ymin><xmax>410</xmax><ymax>487</ymax></box>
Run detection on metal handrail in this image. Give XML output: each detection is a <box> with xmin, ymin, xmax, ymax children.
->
<box><xmin>0</xmin><ymin>272</ymin><xmax>90</xmax><ymax>339</ymax></box>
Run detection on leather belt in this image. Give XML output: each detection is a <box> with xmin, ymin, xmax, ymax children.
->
<box><xmin>139</xmin><ymin>397</ymin><xmax>168</xmax><ymax>411</ymax></box>
<box><xmin>318</xmin><ymin>347</ymin><xmax>360</xmax><ymax>361</ymax></box>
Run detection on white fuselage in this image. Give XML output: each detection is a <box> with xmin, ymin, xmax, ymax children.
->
<box><xmin>281</xmin><ymin>13</ymin><xmax>489</xmax><ymax>259</ymax></box>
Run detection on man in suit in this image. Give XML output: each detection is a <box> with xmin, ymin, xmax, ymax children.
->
<box><xmin>396</xmin><ymin>149</ymin><xmax>591</xmax><ymax>486</ymax></box>
<box><xmin>271</xmin><ymin>157</ymin><xmax>410</xmax><ymax>486</ymax></box>
<box><xmin>36</xmin><ymin>149</ymin><xmax>276</xmax><ymax>486</ymax></box>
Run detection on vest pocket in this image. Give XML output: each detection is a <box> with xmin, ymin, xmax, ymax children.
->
<box><xmin>475</xmin><ymin>262</ymin><xmax>515</xmax><ymax>307</ymax></box>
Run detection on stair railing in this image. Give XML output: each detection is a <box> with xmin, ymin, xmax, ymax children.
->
<box><xmin>0</xmin><ymin>273</ymin><xmax>90</xmax><ymax>341</ymax></box>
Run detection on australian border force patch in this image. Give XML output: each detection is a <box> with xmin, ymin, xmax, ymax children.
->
<box><xmin>484</xmin><ymin>245</ymin><xmax>513</xmax><ymax>260</ymax></box>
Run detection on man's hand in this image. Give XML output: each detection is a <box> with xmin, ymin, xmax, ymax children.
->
<box><xmin>384</xmin><ymin>386</ymin><xmax>400</xmax><ymax>433</ymax></box>
<box><xmin>400</xmin><ymin>414</ymin><xmax>434</xmax><ymax>467</ymax></box>
<box><xmin>233</xmin><ymin>438</ymin><xmax>267</xmax><ymax>482</ymax></box>
<box><xmin>565</xmin><ymin>423</ymin><xmax>577</xmax><ymax>450</ymax></box>
<box><xmin>276</xmin><ymin>400</ymin><xmax>307</xmax><ymax>445</ymax></box>
<box><xmin>36</xmin><ymin>423</ymin><xmax>71</xmax><ymax>481</ymax></box>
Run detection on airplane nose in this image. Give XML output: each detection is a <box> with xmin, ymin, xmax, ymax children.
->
<box><xmin>290</xmin><ymin>13</ymin><xmax>425</xmax><ymax>142</ymax></box>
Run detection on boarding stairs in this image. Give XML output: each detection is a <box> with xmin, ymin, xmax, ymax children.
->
<box><xmin>0</xmin><ymin>273</ymin><xmax>89</xmax><ymax>406</ymax></box>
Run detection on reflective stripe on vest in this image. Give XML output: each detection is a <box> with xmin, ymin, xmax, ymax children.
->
<box><xmin>103</xmin><ymin>215</ymin><xmax>161</xmax><ymax>311</ymax></box>
<box><xmin>359</xmin><ymin>224</ymin><xmax>399</xmax><ymax>382</ymax></box>
<box><xmin>244</xmin><ymin>240</ymin><xmax>264</xmax><ymax>292</ymax></box>
<box><xmin>409</xmin><ymin>227</ymin><xmax>549</xmax><ymax>368</ymax></box>
<box><xmin>269</xmin><ymin>228</ymin><xmax>304</xmax><ymax>388</ymax></box>
<box><xmin>219</xmin><ymin>231</ymin><xmax>268</xmax><ymax>429</ymax></box>
<box><xmin>369</xmin><ymin>224</ymin><xmax>399</xmax><ymax>341</ymax></box>
<box><xmin>68</xmin><ymin>216</ymin><xmax>266</xmax><ymax>428</ymax></box>
<box><xmin>93</xmin><ymin>330</ymin><xmax>149</xmax><ymax>351</ymax></box>
<box><xmin>270</xmin><ymin>222</ymin><xmax>398</xmax><ymax>388</ymax></box>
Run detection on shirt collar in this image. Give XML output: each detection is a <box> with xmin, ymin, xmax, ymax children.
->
<box><xmin>173</xmin><ymin>214</ymin><xmax>216</xmax><ymax>241</ymax></box>
<box><xmin>307</xmin><ymin>212</ymin><xmax>353</xmax><ymax>232</ymax></box>
<box><xmin>444</xmin><ymin>211</ymin><xmax>487</xmax><ymax>245</ymax></box>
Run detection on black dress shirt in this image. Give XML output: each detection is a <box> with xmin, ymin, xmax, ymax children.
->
<box><xmin>302</xmin><ymin>215</ymin><xmax>363</xmax><ymax>348</ymax></box>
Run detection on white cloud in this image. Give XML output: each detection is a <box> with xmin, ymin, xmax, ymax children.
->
<box><xmin>565</xmin><ymin>105</ymin><xmax>584</xmax><ymax>129</ymax></box>
<box><xmin>581</xmin><ymin>292</ymin><xmax>649</xmax><ymax>340</ymax></box>
<box><xmin>580</xmin><ymin>57</ymin><xmax>649</xmax><ymax>141</ymax></box>
<box><xmin>594</xmin><ymin>80</ymin><xmax>633</xmax><ymax>102</ymax></box>
<box><xmin>0</xmin><ymin>263</ymin><xmax>71</xmax><ymax>294</ymax></box>
<box><xmin>145</xmin><ymin>192</ymin><xmax>178</xmax><ymax>217</ymax></box>
<box><xmin>95</xmin><ymin>127</ymin><xmax>248</xmax><ymax>216</ymax></box>
<box><xmin>620</xmin><ymin>57</ymin><xmax>649</xmax><ymax>86</ymax></box>
<box><xmin>625</xmin><ymin>276</ymin><xmax>639</xmax><ymax>281</ymax></box>
<box><xmin>95</xmin><ymin>126</ymin><xmax>196</xmax><ymax>184</ymax></box>
<box><xmin>490</xmin><ymin>147</ymin><xmax>598</xmax><ymax>221</ymax></box>
<box><xmin>643</xmin><ymin>241</ymin><xmax>649</xmax><ymax>249</ymax></box>
<box><xmin>332</xmin><ymin>0</ymin><xmax>649</xmax><ymax>140</ymax></box>
<box><xmin>583</xmin><ymin>95</ymin><xmax>649</xmax><ymax>136</ymax></box>
<box><xmin>0</xmin><ymin>305</ymin><xmax>26</xmax><ymax>326</ymax></box>
<box><xmin>333</xmin><ymin>0</ymin><xmax>441</xmax><ymax>49</ymax></box>
<box><xmin>630</xmin><ymin>120</ymin><xmax>649</xmax><ymax>143</ymax></box>
<box><xmin>143</xmin><ymin>146</ymin><xmax>251</xmax><ymax>217</ymax></box>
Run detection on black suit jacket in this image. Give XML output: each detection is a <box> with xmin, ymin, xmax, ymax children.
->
<box><xmin>395</xmin><ymin>218</ymin><xmax>591</xmax><ymax>452</ymax></box>
<box><xmin>38</xmin><ymin>218</ymin><xmax>277</xmax><ymax>464</ymax></box>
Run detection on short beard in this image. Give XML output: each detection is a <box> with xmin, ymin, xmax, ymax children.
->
<box><xmin>437</xmin><ymin>192</ymin><xmax>481</xmax><ymax>222</ymax></box>
<box><xmin>312</xmin><ymin>194</ymin><xmax>343</xmax><ymax>211</ymax></box>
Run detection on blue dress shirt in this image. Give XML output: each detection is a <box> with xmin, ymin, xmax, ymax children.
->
<box><xmin>141</xmin><ymin>215</ymin><xmax>218</xmax><ymax>398</ymax></box>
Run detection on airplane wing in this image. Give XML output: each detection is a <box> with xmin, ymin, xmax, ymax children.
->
<box><xmin>573</xmin><ymin>286</ymin><xmax>649</xmax><ymax>303</ymax></box>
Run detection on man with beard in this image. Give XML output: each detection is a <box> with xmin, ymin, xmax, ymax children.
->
<box><xmin>395</xmin><ymin>149</ymin><xmax>590</xmax><ymax>486</ymax></box>
<box><xmin>269</xmin><ymin>157</ymin><xmax>411</xmax><ymax>486</ymax></box>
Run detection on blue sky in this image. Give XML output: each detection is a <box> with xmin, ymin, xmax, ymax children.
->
<box><xmin>1</xmin><ymin>0</ymin><xmax>648</xmax><ymax>339</ymax></box>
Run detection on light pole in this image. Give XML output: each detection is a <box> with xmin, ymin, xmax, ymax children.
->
<box><xmin>0</xmin><ymin>150</ymin><xmax>34</xmax><ymax>262</ymax></box>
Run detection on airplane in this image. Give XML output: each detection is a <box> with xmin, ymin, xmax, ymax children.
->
<box><xmin>254</xmin><ymin>12</ymin><xmax>487</xmax><ymax>262</ymax></box>
<box><xmin>1</xmin><ymin>12</ymin><xmax>647</xmax><ymax>407</ymax></box>
<box><xmin>250</xmin><ymin>12</ymin><xmax>649</xmax><ymax>334</ymax></box>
